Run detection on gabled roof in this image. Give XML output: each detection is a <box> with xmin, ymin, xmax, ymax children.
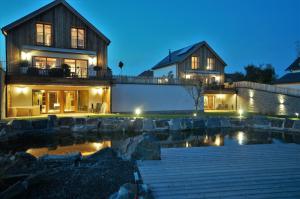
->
<box><xmin>285</xmin><ymin>57</ymin><xmax>300</xmax><ymax>72</ymax></box>
<box><xmin>276</xmin><ymin>72</ymin><xmax>300</xmax><ymax>84</ymax></box>
<box><xmin>138</xmin><ymin>70</ymin><xmax>154</xmax><ymax>77</ymax></box>
<box><xmin>152</xmin><ymin>41</ymin><xmax>227</xmax><ymax>70</ymax></box>
<box><xmin>1</xmin><ymin>0</ymin><xmax>110</xmax><ymax>44</ymax></box>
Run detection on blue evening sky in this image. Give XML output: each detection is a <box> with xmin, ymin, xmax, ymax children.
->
<box><xmin>0</xmin><ymin>0</ymin><xmax>299</xmax><ymax>77</ymax></box>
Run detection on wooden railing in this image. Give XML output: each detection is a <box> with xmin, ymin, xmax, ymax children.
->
<box><xmin>233</xmin><ymin>81</ymin><xmax>300</xmax><ymax>97</ymax></box>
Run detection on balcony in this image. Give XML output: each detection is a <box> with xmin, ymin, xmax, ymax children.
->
<box><xmin>6</xmin><ymin>66</ymin><xmax>112</xmax><ymax>86</ymax></box>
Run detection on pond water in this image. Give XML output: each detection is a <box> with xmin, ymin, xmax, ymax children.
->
<box><xmin>1</xmin><ymin>129</ymin><xmax>300</xmax><ymax>157</ymax></box>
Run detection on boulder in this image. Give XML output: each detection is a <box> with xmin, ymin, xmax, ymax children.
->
<box><xmin>284</xmin><ymin>119</ymin><xmax>295</xmax><ymax>129</ymax></box>
<box><xmin>292</xmin><ymin>120</ymin><xmax>300</xmax><ymax>131</ymax></box>
<box><xmin>153</xmin><ymin>119</ymin><xmax>169</xmax><ymax>131</ymax></box>
<box><xmin>206</xmin><ymin>118</ymin><xmax>221</xmax><ymax>128</ymax></box>
<box><xmin>109</xmin><ymin>183</ymin><xmax>137</xmax><ymax>199</ymax></box>
<box><xmin>8</xmin><ymin>120</ymin><xmax>33</xmax><ymax>131</ymax></box>
<box><xmin>193</xmin><ymin>119</ymin><xmax>206</xmax><ymax>129</ymax></box>
<box><xmin>117</xmin><ymin>134</ymin><xmax>161</xmax><ymax>160</ymax></box>
<box><xmin>58</xmin><ymin>117</ymin><xmax>75</xmax><ymax>129</ymax></box>
<box><xmin>142</xmin><ymin>119</ymin><xmax>155</xmax><ymax>132</ymax></box>
<box><xmin>48</xmin><ymin>115</ymin><xmax>58</xmax><ymax>128</ymax></box>
<box><xmin>31</xmin><ymin>119</ymin><xmax>48</xmax><ymax>130</ymax></box>
<box><xmin>168</xmin><ymin>119</ymin><xmax>182</xmax><ymax>131</ymax></box>
<box><xmin>220</xmin><ymin>119</ymin><xmax>232</xmax><ymax>128</ymax></box>
<box><xmin>71</xmin><ymin>118</ymin><xmax>88</xmax><ymax>133</ymax></box>
<box><xmin>181</xmin><ymin>119</ymin><xmax>193</xmax><ymax>130</ymax></box>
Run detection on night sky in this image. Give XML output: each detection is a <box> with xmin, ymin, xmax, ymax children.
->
<box><xmin>0</xmin><ymin>0</ymin><xmax>299</xmax><ymax>77</ymax></box>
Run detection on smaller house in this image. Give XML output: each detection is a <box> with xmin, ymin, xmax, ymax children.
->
<box><xmin>276</xmin><ymin>57</ymin><xmax>300</xmax><ymax>89</ymax></box>
<box><xmin>151</xmin><ymin>41</ymin><xmax>227</xmax><ymax>85</ymax></box>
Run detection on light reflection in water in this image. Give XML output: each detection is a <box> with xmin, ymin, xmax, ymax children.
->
<box><xmin>237</xmin><ymin>131</ymin><xmax>246</xmax><ymax>145</ymax></box>
<box><xmin>26</xmin><ymin>141</ymin><xmax>112</xmax><ymax>158</ymax></box>
<box><xmin>214</xmin><ymin>134</ymin><xmax>222</xmax><ymax>146</ymax></box>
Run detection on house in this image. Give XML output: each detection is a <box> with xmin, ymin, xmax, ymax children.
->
<box><xmin>151</xmin><ymin>41</ymin><xmax>227</xmax><ymax>85</ymax></box>
<box><xmin>151</xmin><ymin>41</ymin><xmax>236</xmax><ymax>111</ymax></box>
<box><xmin>276</xmin><ymin>57</ymin><xmax>300</xmax><ymax>89</ymax></box>
<box><xmin>1</xmin><ymin>0</ymin><xmax>112</xmax><ymax>117</ymax></box>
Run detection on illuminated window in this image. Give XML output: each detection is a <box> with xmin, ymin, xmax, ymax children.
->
<box><xmin>191</xmin><ymin>56</ymin><xmax>199</xmax><ymax>69</ymax></box>
<box><xmin>33</xmin><ymin>57</ymin><xmax>57</xmax><ymax>69</ymax></box>
<box><xmin>207</xmin><ymin>58</ymin><xmax>214</xmax><ymax>70</ymax></box>
<box><xmin>71</xmin><ymin>28</ymin><xmax>85</xmax><ymax>49</ymax></box>
<box><xmin>64</xmin><ymin>59</ymin><xmax>88</xmax><ymax>78</ymax></box>
<box><xmin>36</xmin><ymin>23</ymin><xmax>52</xmax><ymax>46</ymax></box>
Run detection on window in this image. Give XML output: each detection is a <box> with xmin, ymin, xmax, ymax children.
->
<box><xmin>64</xmin><ymin>59</ymin><xmax>88</xmax><ymax>78</ymax></box>
<box><xmin>191</xmin><ymin>56</ymin><xmax>199</xmax><ymax>69</ymax></box>
<box><xmin>207</xmin><ymin>58</ymin><xmax>215</xmax><ymax>70</ymax></box>
<box><xmin>71</xmin><ymin>28</ymin><xmax>85</xmax><ymax>49</ymax></box>
<box><xmin>36</xmin><ymin>23</ymin><xmax>52</xmax><ymax>46</ymax></box>
<box><xmin>33</xmin><ymin>57</ymin><xmax>57</xmax><ymax>69</ymax></box>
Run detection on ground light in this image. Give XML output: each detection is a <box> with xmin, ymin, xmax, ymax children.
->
<box><xmin>134</xmin><ymin>108</ymin><xmax>142</xmax><ymax>116</ymax></box>
<box><xmin>295</xmin><ymin>112</ymin><xmax>299</xmax><ymax>118</ymax></box>
<box><xmin>193</xmin><ymin>113</ymin><xmax>197</xmax><ymax>117</ymax></box>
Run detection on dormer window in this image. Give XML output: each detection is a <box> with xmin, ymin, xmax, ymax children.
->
<box><xmin>36</xmin><ymin>23</ymin><xmax>52</xmax><ymax>46</ymax></box>
<box><xmin>71</xmin><ymin>28</ymin><xmax>85</xmax><ymax>49</ymax></box>
<box><xmin>191</xmin><ymin>56</ymin><xmax>199</xmax><ymax>69</ymax></box>
<box><xmin>207</xmin><ymin>57</ymin><xmax>215</xmax><ymax>70</ymax></box>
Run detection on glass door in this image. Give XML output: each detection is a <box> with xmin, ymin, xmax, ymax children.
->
<box><xmin>64</xmin><ymin>91</ymin><xmax>76</xmax><ymax>112</ymax></box>
<box><xmin>48</xmin><ymin>91</ymin><xmax>61</xmax><ymax>113</ymax></box>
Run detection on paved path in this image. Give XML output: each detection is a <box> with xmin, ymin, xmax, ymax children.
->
<box><xmin>137</xmin><ymin>144</ymin><xmax>300</xmax><ymax>199</ymax></box>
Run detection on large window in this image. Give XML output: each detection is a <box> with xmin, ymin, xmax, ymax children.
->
<box><xmin>207</xmin><ymin>58</ymin><xmax>215</xmax><ymax>70</ymax></box>
<box><xmin>71</xmin><ymin>28</ymin><xmax>85</xmax><ymax>49</ymax></box>
<box><xmin>191</xmin><ymin>56</ymin><xmax>199</xmax><ymax>70</ymax></box>
<box><xmin>36</xmin><ymin>23</ymin><xmax>52</xmax><ymax>46</ymax></box>
<box><xmin>33</xmin><ymin>57</ymin><xmax>57</xmax><ymax>69</ymax></box>
<box><xmin>64</xmin><ymin>59</ymin><xmax>88</xmax><ymax>78</ymax></box>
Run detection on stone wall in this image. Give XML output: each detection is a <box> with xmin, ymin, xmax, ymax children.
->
<box><xmin>237</xmin><ymin>87</ymin><xmax>300</xmax><ymax>116</ymax></box>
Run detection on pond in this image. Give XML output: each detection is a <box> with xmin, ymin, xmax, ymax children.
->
<box><xmin>1</xmin><ymin>129</ymin><xmax>300</xmax><ymax>157</ymax></box>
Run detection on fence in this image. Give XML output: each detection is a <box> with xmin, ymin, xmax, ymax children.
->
<box><xmin>233</xmin><ymin>81</ymin><xmax>300</xmax><ymax>97</ymax></box>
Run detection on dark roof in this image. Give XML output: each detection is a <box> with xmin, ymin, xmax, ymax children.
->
<box><xmin>1</xmin><ymin>0</ymin><xmax>110</xmax><ymax>44</ymax></box>
<box><xmin>138</xmin><ymin>70</ymin><xmax>154</xmax><ymax>77</ymax></box>
<box><xmin>152</xmin><ymin>41</ymin><xmax>227</xmax><ymax>70</ymax></box>
<box><xmin>285</xmin><ymin>57</ymin><xmax>300</xmax><ymax>71</ymax></box>
<box><xmin>276</xmin><ymin>72</ymin><xmax>300</xmax><ymax>84</ymax></box>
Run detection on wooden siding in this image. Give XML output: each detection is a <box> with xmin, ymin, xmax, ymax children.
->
<box><xmin>5</xmin><ymin>4</ymin><xmax>108</xmax><ymax>72</ymax></box>
<box><xmin>177</xmin><ymin>45</ymin><xmax>225</xmax><ymax>78</ymax></box>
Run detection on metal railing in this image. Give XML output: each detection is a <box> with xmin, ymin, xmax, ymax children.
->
<box><xmin>233</xmin><ymin>81</ymin><xmax>300</xmax><ymax>97</ymax></box>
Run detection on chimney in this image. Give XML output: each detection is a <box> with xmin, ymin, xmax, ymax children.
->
<box><xmin>168</xmin><ymin>49</ymin><xmax>172</xmax><ymax>62</ymax></box>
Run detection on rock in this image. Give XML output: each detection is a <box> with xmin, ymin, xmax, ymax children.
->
<box><xmin>8</xmin><ymin>120</ymin><xmax>33</xmax><ymax>131</ymax></box>
<box><xmin>193</xmin><ymin>119</ymin><xmax>206</xmax><ymax>129</ymax></box>
<box><xmin>109</xmin><ymin>183</ymin><xmax>137</xmax><ymax>199</ymax></box>
<box><xmin>181</xmin><ymin>119</ymin><xmax>193</xmax><ymax>130</ymax></box>
<box><xmin>117</xmin><ymin>134</ymin><xmax>161</xmax><ymax>160</ymax></box>
<box><xmin>153</xmin><ymin>120</ymin><xmax>169</xmax><ymax>131</ymax></box>
<box><xmin>38</xmin><ymin>152</ymin><xmax>82</xmax><ymax>166</ymax></box>
<box><xmin>142</xmin><ymin>119</ymin><xmax>155</xmax><ymax>132</ymax></box>
<box><xmin>292</xmin><ymin>120</ymin><xmax>300</xmax><ymax>130</ymax></box>
<box><xmin>86</xmin><ymin>147</ymin><xmax>117</xmax><ymax>161</ymax></box>
<box><xmin>130</xmin><ymin>119</ymin><xmax>143</xmax><ymax>132</ymax></box>
<box><xmin>206</xmin><ymin>118</ymin><xmax>221</xmax><ymax>128</ymax></box>
<box><xmin>71</xmin><ymin>118</ymin><xmax>88</xmax><ymax>133</ymax></box>
<box><xmin>168</xmin><ymin>119</ymin><xmax>182</xmax><ymax>131</ymax></box>
<box><xmin>220</xmin><ymin>119</ymin><xmax>232</xmax><ymax>128</ymax></box>
<box><xmin>47</xmin><ymin>115</ymin><xmax>58</xmax><ymax>128</ymax></box>
<box><xmin>31</xmin><ymin>119</ymin><xmax>48</xmax><ymax>130</ymax></box>
<box><xmin>85</xmin><ymin>118</ymin><xmax>101</xmax><ymax>132</ymax></box>
<box><xmin>270</xmin><ymin>119</ymin><xmax>284</xmax><ymax>129</ymax></box>
<box><xmin>58</xmin><ymin>117</ymin><xmax>75</xmax><ymax>129</ymax></box>
<box><xmin>251</xmin><ymin>116</ymin><xmax>270</xmax><ymax>129</ymax></box>
<box><xmin>284</xmin><ymin>119</ymin><xmax>294</xmax><ymax>129</ymax></box>
<box><xmin>100</xmin><ymin>118</ymin><xmax>121</xmax><ymax>132</ymax></box>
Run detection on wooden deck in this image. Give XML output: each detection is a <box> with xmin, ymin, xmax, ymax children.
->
<box><xmin>138</xmin><ymin>144</ymin><xmax>300</xmax><ymax>199</ymax></box>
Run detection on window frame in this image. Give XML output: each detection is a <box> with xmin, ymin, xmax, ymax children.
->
<box><xmin>35</xmin><ymin>22</ymin><xmax>53</xmax><ymax>46</ymax></box>
<box><xmin>32</xmin><ymin>56</ymin><xmax>57</xmax><ymax>69</ymax></box>
<box><xmin>70</xmin><ymin>27</ymin><xmax>86</xmax><ymax>49</ymax></box>
<box><xmin>63</xmin><ymin>58</ymin><xmax>88</xmax><ymax>78</ymax></box>
<box><xmin>191</xmin><ymin>56</ymin><xmax>199</xmax><ymax>70</ymax></box>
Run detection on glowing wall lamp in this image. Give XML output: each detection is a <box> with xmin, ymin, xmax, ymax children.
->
<box><xmin>93</xmin><ymin>88</ymin><xmax>103</xmax><ymax>95</ymax></box>
<box><xmin>21</xmin><ymin>51</ymin><xmax>32</xmax><ymax>61</ymax></box>
<box><xmin>16</xmin><ymin>87</ymin><xmax>28</xmax><ymax>94</ymax></box>
<box><xmin>89</xmin><ymin>57</ymin><xmax>97</xmax><ymax>66</ymax></box>
<box><xmin>295</xmin><ymin>112</ymin><xmax>299</xmax><ymax>118</ymax></box>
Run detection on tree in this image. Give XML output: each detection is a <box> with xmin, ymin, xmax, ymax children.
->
<box><xmin>118</xmin><ymin>61</ymin><xmax>124</xmax><ymax>75</ymax></box>
<box><xmin>244</xmin><ymin>64</ymin><xmax>276</xmax><ymax>84</ymax></box>
<box><xmin>184</xmin><ymin>78</ymin><xmax>203</xmax><ymax>112</ymax></box>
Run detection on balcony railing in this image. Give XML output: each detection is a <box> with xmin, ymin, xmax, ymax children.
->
<box><xmin>8</xmin><ymin>66</ymin><xmax>112</xmax><ymax>80</ymax></box>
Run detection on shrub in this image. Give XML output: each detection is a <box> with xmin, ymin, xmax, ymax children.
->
<box><xmin>61</xmin><ymin>64</ymin><xmax>71</xmax><ymax>77</ymax></box>
<box><xmin>19</xmin><ymin>60</ymin><xmax>30</xmax><ymax>68</ymax></box>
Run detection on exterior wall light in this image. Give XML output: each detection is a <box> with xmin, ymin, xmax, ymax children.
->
<box><xmin>21</xmin><ymin>51</ymin><xmax>32</xmax><ymax>61</ymax></box>
<box><xmin>134</xmin><ymin>108</ymin><xmax>142</xmax><ymax>116</ymax></box>
<box><xmin>16</xmin><ymin>87</ymin><xmax>28</xmax><ymax>94</ymax></box>
<box><xmin>295</xmin><ymin>113</ymin><xmax>299</xmax><ymax>118</ymax></box>
<box><xmin>93</xmin><ymin>88</ymin><xmax>103</xmax><ymax>95</ymax></box>
<box><xmin>89</xmin><ymin>57</ymin><xmax>97</xmax><ymax>66</ymax></box>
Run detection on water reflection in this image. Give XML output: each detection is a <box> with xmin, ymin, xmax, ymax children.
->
<box><xmin>26</xmin><ymin>141</ymin><xmax>111</xmax><ymax>157</ymax></box>
<box><xmin>237</xmin><ymin>131</ymin><xmax>247</xmax><ymax>145</ymax></box>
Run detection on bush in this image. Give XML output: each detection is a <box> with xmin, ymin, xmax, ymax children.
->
<box><xmin>61</xmin><ymin>64</ymin><xmax>71</xmax><ymax>77</ymax></box>
<box><xmin>27</xmin><ymin>67</ymin><xmax>39</xmax><ymax>76</ymax></box>
<box><xmin>19</xmin><ymin>60</ymin><xmax>30</xmax><ymax>68</ymax></box>
<box><xmin>48</xmin><ymin>68</ymin><xmax>64</xmax><ymax>77</ymax></box>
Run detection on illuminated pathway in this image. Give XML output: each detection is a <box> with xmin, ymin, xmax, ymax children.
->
<box><xmin>137</xmin><ymin>144</ymin><xmax>300</xmax><ymax>199</ymax></box>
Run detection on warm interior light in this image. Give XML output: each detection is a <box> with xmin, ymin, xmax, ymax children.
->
<box><xmin>134</xmin><ymin>108</ymin><xmax>142</xmax><ymax>116</ymax></box>
<box><xmin>89</xmin><ymin>57</ymin><xmax>97</xmax><ymax>66</ymax></box>
<box><xmin>186</xmin><ymin>74</ymin><xmax>191</xmax><ymax>79</ymax></box>
<box><xmin>93</xmin><ymin>88</ymin><xmax>103</xmax><ymax>95</ymax></box>
<box><xmin>216</xmin><ymin>94</ymin><xmax>225</xmax><ymax>99</ymax></box>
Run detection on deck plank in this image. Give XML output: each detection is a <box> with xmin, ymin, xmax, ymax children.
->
<box><xmin>138</xmin><ymin>144</ymin><xmax>300</xmax><ymax>199</ymax></box>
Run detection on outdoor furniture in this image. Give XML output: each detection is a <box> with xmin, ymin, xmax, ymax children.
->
<box><xmin>8</xmin><ymin>106</ymin><xmax>41</xmax><ymax>117</ymax></box>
